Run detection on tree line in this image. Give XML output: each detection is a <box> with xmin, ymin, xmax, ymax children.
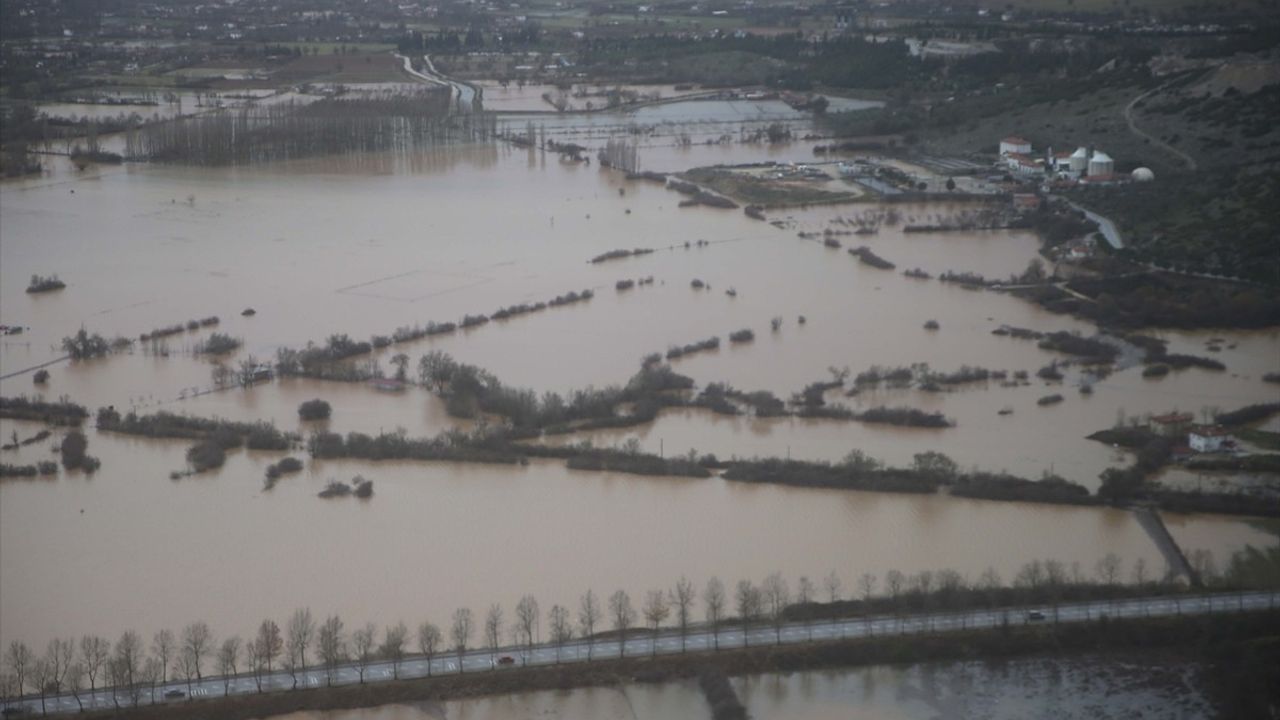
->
<box><xmin>5</xmin><ymin>546</ymin><xmax>1277</xmax><ymax>712</ymax></box>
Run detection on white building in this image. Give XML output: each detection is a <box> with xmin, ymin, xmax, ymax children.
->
<box><xmin>1087</xmin><ymin>151</ymin><xmax>1114</xmax><ymax>178</ymax></box>
<box><xmin>1189</xmin><ymin>426</ymin><xmax>1231</xmax><ymax>453</ymax></box>
<box><xmin>1068</xmin><ymin>147</ymin><xmax>1089</xmax><ymax>174</ymax></box>
<box><xmin>999</xmin><ymin>136</ymin><xmax>1032</xmax><ymax>156</ymax></box>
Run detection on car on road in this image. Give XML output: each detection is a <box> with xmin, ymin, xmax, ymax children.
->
<box><xmin>496</xmin><ymin>655</ymin><xmax>516</xmax><ymax>666</ymax></box>
<box><xmin>1026</xmin><ymin>610</ymin><xmax>1046</xmax><ymax>621</ymax></box>
<box><xmin>164</xmin><ymin>689</ymin><xmax>186</xmax><ymax>699</ymax></box>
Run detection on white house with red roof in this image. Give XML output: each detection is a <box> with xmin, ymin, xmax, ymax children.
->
<box><xmin>1000</xmin><ymin>136</ymin><xmax>1032</xmax><ymax>155</ymax></box>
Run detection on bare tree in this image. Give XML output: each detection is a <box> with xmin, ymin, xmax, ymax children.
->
<box><xmin>704</xmin><ymin>577</ymin><xmax>725</xmax><ymax>651</ymax></box>
<box><xmin>151</xmin><ymin>629</ymin><xmax>176</xmax><ymax>684</ymax></box>
<box><xmin>762</xmin><ymin>573</ymin><xmax>790</xmax><ymax>645</ymax></box>
<box><xmin>285</xmin><ymin>608</ymin><xmax>315</xmax><ymax>689</ymax></box>
<box><xmin>484</xmin><ymin>605</ymin><xmax>504</xmax><ymax>668</ymax></box>
<box><xmin>672</xmin><ymin>577</ymin><xmax>696</xmax><ymax>652</ymax></box>
<box><xmin>317</xmin><ymin>616</ymin><xmax>344</xmax><ymax>686</ymax></box>
<box><xmin>450</xmin><ymin>609</ymin><xmax>472</xmax><ymax>674</ymax></box>
<box><xmin>795</xmin><ymin>576</ymin><xmax>816</xmax><ymax>640</ymax></box>
<box><xmin>1044</xmin><ymin>560</ymin><xmax>1066</xmax><ymax>623</ymax></box>
<box><xmin>105</xmin><ymin>657</ymin><xmax>126</xmax><ymax>709</ymax></box>
<box><xmin>916</xmin><ymin>571</ymin><xmax>935</xmax><ymax>631</ymax></box>
<box><xmin>609</xmin><ymin>590</ymin><xmax>636</xmax><ymax>658</ymax></box>
<box><xmin>79</xmin><ymin>636</ymin><xmax>109</xmax><ymax>695</ymax></box>
<box><xmin>0</xmin><ymin>672</ymin><xmax>16</xmax><ymax>711</ymax></box>
<box><xmin>858</xmin><ymin>573</ymin><xmax>878</xmax><ymax>636</ymax></box>
<box><xmin>885</xmin><ymin>570</ymin><xmax>904</xmax><ymax>633</ymax></box>
<box><xmin>256</xmin><ymin>620</ymin><xmax>283</xmax><ymax>679</ymax></box>
<box><xmin>246</xmin><ymin>636</ymin><xmax>266</xmax><ymax>693</ymax></box>
<box><xmin>416</xmin><ymin>622</ymin><xmax>441</xmax><ymax>677</ymax></box>
<box><xmin>31</xmin><ymin>659</ymin><xmax>50</xmax><ymax>715</ymax></box>
<box><xmin>979</xmin><ymin>566</ymin><xmax>1003</xmax><ymax>613</ymax></box>
<box><xmin>824</xmin><ymin>571</ymin><xmax>843</xmax><ymax>604</ymax></box>
<box><xmin>46</xmin><ymin>638</ymin><xmax>73</xmax><ymax>695</ymax></box>
<box><xmin>181</xmin><ymin>622</ymin><xmax>213</xmax><ymax>681</ymax></box>
<box><xmin>114</xmin><ymin>630</ymin><xmax>143</xmax><ymax>707</ymax></box>
<box><xmin>578</xmin><ymin>590</ymin><xmax>601</xmax><ymax>661</ymax></box>
<box><xmin>217</xmin><ymin>637</ymin><xmax>241</xmax><ymax>695</ymax></box>
<box><xmin>514</xmin><ymin>595</ymin><xmax>539</xmax><ymax>665</ymax></box>
<box><xmin>735</xmin><ymin>580</ymin><xmax>760</xmax><ymax>648</ymax></box>
<box><xmin>177</xmin><ymin>644</ymin><xmax>198</xmax><ymax>695</ymax></box>
<box><xmin>66</xmin><ymin>662</ymin><xmax>86</xmax><ymax>712</ymax></box>
<box><xmin>548</xmin><ymin>605</ymin><xmax>573</xmax><ymax>663</ymax></box>
<box><xmin>142</xmin><ymin>655</ymin><xmax>162</xmax><ymax>704</ymax></box>
<box><xmin>381</xmin><ymin>622</ymin><xmax>408</xmax><ymax>679</ymax></box>
<box><xmin>1095</xmin><ymin>553</ymin><xmax>1122</xmax><ymax>614</ymax></box>
<box><xmin>642</xmin><ymin>590</ymin><xmax>670</xmax><ymax>656</ymax></box>
<box><xmin>352</xmin><ymin>623</ymin><xmax>376</xmax><ymax>683</ymax></box>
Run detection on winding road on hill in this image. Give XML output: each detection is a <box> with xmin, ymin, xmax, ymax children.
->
<box><xmin>1124</xmin><ymin>83</ymin><xmax>1198</xmax><ymax>172</ymax></box>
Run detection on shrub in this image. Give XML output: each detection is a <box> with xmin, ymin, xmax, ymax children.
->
<box><xmin>26</xmin><ymin>274</ymin><xmax>66</xmax><ymax>293</ymax></box>
<box><xmin>856</xmin><ymin>406</ymin><xmax>951</xmax><ymax>428</ymax></box>
<box><xmin>32</xmin><ymin>369</ymin><xmax>49</xmax><ymax>384</ymax></box>
<box><xmin>298</xmin><ymin>399</ymin><xmax>333</xmax><ymax>421</ymax></box>
<box><xmin>60</xmin><ymin>431</ymin><xmax>89</xmax><ymax>470</ymax></box>
<box><xmin>186</xmin><ymin>440</ymin><xmax>227</xmax><ymax>472</ymax></box>
<box><xmin>265</xmin><ymin>457</ymin><xmax>305</xmax><ymax>488</ymax></box>
<box><xmin>194</xmin><ymin>332</ymin><xmax>241</xmax><ymax>355</ymax></box>
<box><xmin>728</xmin><ymin>328</ymin><xmax>755</xmax><ymax>343</ymax></box>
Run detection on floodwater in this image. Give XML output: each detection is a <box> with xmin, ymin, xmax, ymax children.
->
<box><xmin>257</xmin><ymin>680</ymin><xmax>705</xmax><ymax>720</ymax></box>
<box><xmin>5</xmin><ymin>419</ymin><xmax>1237</xmax><ymax>647</ymax></box>
<box><xmin>2</xmin><ymin>101</ymin><xmax>1278</xmax><ymax>651</ymax></box>
<box><xmin>254</xmin><ymin>654</ymin><xmax>1215</xmax><ymax>720</ymax></box>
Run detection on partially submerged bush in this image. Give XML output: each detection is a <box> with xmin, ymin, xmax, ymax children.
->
<box><xmin>186</xmin><ymin>440</ymin><xmax>227</xmax><ymax>472</ymax></box>
<box><xmin>264</xmin><ymin>456</ymin><xmax>304</xmax><ymax>489</ymax></box>
<box><xmin>298</xmin><ymin>399</ymin><xmax>332</xmax><ymax>421</ymax></box>
<box><xmin>194</xmin><ymin>332</ymin><xmax>241</xmax><ymax>355</ymax></box>
<box><xmin>26</xmin><ymin>274</ymin><xmax>66</xmax><ymax>293</ymax></box>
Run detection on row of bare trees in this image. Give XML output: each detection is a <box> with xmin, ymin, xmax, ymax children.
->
<box><xmin>123</xmin><ymin>97</ymin><xmax>498</xmax><ymax>166</ymax></box>
<box><xmin>3</xmin><ymin>549</ymin><xmax>1261</xmax><ymax>712</ymax></box>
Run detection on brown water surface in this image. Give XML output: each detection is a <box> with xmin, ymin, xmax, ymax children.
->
<box><xmin>2</xmin><ymin>119</ymin><xmax>1277</xmax><ymax>652</ymax></box>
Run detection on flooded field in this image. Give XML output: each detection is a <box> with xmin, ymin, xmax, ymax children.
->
<box><xmin>2</xmin><ymin>99</ymin><xmax>1277</xmax><ymax>652</ymax></box>
<box><xmin>254</xmin><ymin>654</ymin><xmax>1215</xmax><ymax>720</ymax></box>
<box><xmin>5</xmin><ymin>417</ymin><xmax>1234</xmax><ymax>647</ymax></box>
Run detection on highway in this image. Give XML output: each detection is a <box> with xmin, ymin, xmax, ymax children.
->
<box><xmin>12</xmin><ymin>591</ymin><xmax>1277</xmax><ymax>715</ymax></box>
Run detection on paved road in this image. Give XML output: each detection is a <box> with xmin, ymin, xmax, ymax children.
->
<box><xmin>13</xmin><ymin>591</ymin><xmax>1277</xmax><ymax>715</ymax></box>
<box><xmin>1124</xmin><ymin>83</ymin><xmax>1198</xmax><ymax>172</ymax></box>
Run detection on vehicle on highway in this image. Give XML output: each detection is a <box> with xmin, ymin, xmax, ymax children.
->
<box><xmin>163</xmin><ymin>689</ymin><xmax>186</xmax><ymax>699</ymax></box>
<box><xmin>1026</xmin><ymin>610</ymin><xmax>1046</xmax><ymax>621</ymax></box>
<box><xmin>497</xmin><ymin>655</ymin><xmax>516</xmax><ymax>666</ymax></box>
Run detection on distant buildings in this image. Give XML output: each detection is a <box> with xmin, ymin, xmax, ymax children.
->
<box><xmin>997</xmin><ymin>137</ymin><xmax>1127</xmax><ymax>184</ymax></box>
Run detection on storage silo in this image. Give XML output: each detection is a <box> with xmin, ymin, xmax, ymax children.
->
<box><xmin>1087</xmin><ymin>151</ymin><xmax>1114</xmax><ymax>177</ymax></box>
<box><xmin>1069</xmin><ymin>147</ymin><xmax>1089</xmax><ymax>173</ymax></box>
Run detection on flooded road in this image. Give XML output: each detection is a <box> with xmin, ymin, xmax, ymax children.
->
<box><xmin>2</xmin><ymin>105</ymin><xmax>1277</xmax><ymax>652</ymax></box>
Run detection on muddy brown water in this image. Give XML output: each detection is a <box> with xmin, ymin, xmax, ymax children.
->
<box><xmin>2</xmin><ymin>131</ymin><xmax>1277</xmax><ymax>649</ymax></box>
<box><xmin>254</xmin><ymin>654</ymin><xmax>1214</xmax><ymax>719</ymax></box>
